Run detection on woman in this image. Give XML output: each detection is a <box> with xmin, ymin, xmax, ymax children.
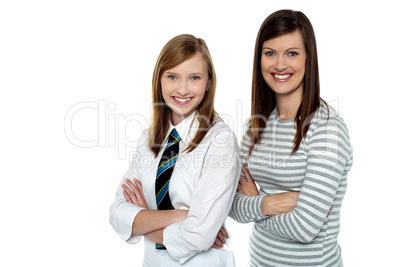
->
<box><xmin>109</xmin><ymin>34</ymin><xmax>241</xmax><ymax>266</ymax></box>
<box><xmin>230</xmin><ymin>10</ymin><xmax>353</xmax><ymax>266</ymax></box>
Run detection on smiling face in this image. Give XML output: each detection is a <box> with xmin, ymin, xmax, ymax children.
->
<box><xmin>260</xmin><ymin>30</ymin><xmax>306</xmax><ymax>100</ymax></box>
<box><xmin>161</xmin><ymin>52</ymin><xmax>210</xmax><ymax>125</ymax></box>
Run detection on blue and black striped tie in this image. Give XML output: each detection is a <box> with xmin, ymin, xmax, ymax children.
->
<box><xmin>155</xmin><ymin>128</ymin><xmax>181</xmax><ymax>249</ymax></box>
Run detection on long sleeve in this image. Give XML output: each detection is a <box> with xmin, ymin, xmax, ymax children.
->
<box><xmin>229</xmin><ymin>193</ymin><xmax>267</xmax><ymax>223</ymax></box>
<box><xmin>229</xmin><ymin>127</ymin><xmax>268</xmax><ymax>223</ymax></box>
<box><xmin>163</xmin><ymin>129</ymin><xmax>241</xmax><ymax>264</ymax></box>
<box><xmin>109</xmin><ymin>130</ymin><xmax>148</xmax><ymax>244</ymax></box>
<box><xmin>109</xmin><ymin>166</ymin><xmax>146</xmax><ymax>244</ymax></box>
<box><xmin>256</xmin><ymin>115</ymin><xmax>353</xmax><ymax>243</ymax></box>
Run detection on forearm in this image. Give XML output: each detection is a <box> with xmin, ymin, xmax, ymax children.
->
<box><xmin>132</xmin><ymin>209</ymin><xmax>184</xmax><ymax>236</ymax></box>
<box><xmin>258</xmin><ymin>188</ymin><xmax>337</xmax><ymax>243</ymax></box>
<box><xmin>144</xmin><ymin>229</ymin><xmax>164</xmax><ymax>245</ymax></box>
<box><xmin>262</xmin><ymin>192</ymin><xmax>298</xmax><ymax>216</ymax></box>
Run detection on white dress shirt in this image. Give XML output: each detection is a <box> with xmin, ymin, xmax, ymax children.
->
<box><xmin>110</xmin><ymin>112</ymin><xmax>241</xmax><ymax>266</ymax></box>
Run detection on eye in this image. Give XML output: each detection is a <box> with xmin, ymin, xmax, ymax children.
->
<box><xmin>265</xmin><ymin>51</ymin><xmax>274</xmax><ymax>56</ymax></box>
<box><xmin>190</xmin><ymin>76</ymin><xmax>200</xmax><ymax>81</ymax></box>
<box><xmin>289</xmin><ymin>51</ymin><xmax>298</xmax><ymax>56</ymax></box>
<box><xmin>167</xmin><ymin>75</ymin><xmax>177</xmax><ymax>80</ymax></box>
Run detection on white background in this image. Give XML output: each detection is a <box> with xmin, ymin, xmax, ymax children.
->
<box><xmin>1</xmin><ymin>0</ymin><xmax>401</xmax><ymax>266</ymax></box>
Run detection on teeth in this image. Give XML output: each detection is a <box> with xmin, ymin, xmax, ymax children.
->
<box><xmin>274</xmin><ymin>74</ymin><xmax>291</xmax><ymax>79</ymax></box>
<box><xmin>174</xmin><ymin>97</ymin><xmax>191</xmax><ymax>102</ymax></box>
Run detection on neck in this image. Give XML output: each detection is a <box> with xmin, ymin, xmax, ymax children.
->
<box><xmin>171</xmin><ymin>110</ymin><xmax>195</xmax><ymax>126</ymax></box>
<box><xmin>171</xmin><ymin>115</ymin><xmax>181</xmax><ymax>126</ymax></box>
<box><xmin>171</xmin><ymin>111</ymin><xmax>184</xmax><ymax>126</ymax></box>
<box><xmin>275</xmin><ymin>92</ymin><xmax>302</xmax><ymax>121</ymax></box>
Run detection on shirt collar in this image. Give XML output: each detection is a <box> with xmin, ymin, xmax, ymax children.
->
<box><xmin>167</xmin><ymin>112</ymin><xmax>199</xmax><ymax>145</ymax></box>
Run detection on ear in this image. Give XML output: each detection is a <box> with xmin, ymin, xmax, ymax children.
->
<box><xmin>206</xmin><ymin>80</ymin><xmax>211</xmax><ymax>91</ymax></box>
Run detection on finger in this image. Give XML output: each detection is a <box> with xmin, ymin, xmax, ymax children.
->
<box><xmin>237</xmin><ymin>185</ymin><xmax>244</xmax><ymax>194</ymax></box>
<box><xmin>134</xmin><ymin>179</ymin><xmax>148</xmax><ymax>208</ymax></box>
<box><xmin>239</xmin><ymin>173</ymin><xmax>246</xmax><ymax>183</ymax></box>
<box><xmin>220</xmin><ymin>226</ymin><xmax>229</xmax><ymax>239</ymax></box>
<box><xmin>241</xmin><ymin>164</ymin><xmax>250</xmax><ymax>177</ymax></box>
<box><xmin>122</xmin><ymin>183</ymin><xmax>138</xmax><ymax>204</ymax></box>
<box><xmin>242</xmin><ymin>164</ymin><xmax>254</xmax><ymax>181</ymax></box>
<box><xmin>122</xmin><ymin>189</ymin><xmax>131</xmax><ymax>203</ymax></box>
<box><xmin>217</xmin><ymin>231</ymin><xmax>226</xmax><ymax>245</ymax></box>
<box><xmin>327</xmin><ymin>206</ymin><xmax>333</xmax><ymax>216</ymax></box>
<box><xmin>126</xmin><ymin>179</ymin><xmax>142</xmax><ymax>201</ymax></box>
<box><xmin>239</xmin><ymin>171</ymin><xmax>248</xmax><ymax>185</ymax></box>
<box><xmin>130</xmin><ymin>179</ymin><xmax>149</xmax><ymax>208</ymax></box>
<box><xmin>242</xmin><ymin>165</ymin><xmax>252</xmax><ymax>178</ymax></box>
<box><xmin>134</xmin><ymin>179</ymin><xmax>146</xmax><ymax>199</ymax></box>
<box><xmin>239</xmin><ymin>175</ymin><xmax>245</xmax><ymax>185</ymax></box>
<box><xmin>126</xmin><ymin>178</ymin><xmax>137</xmax><ymax>191</ymax></box>
<box><xmin>241</xmin><ymin>165</ymin><xmax>248</xmax><ymax>181</ymax></box>
<box><xmin>243</xmin><ymin>169</ymin><xmax>253</xmax><ymax>183</ymax></box>
<box><xmin>122</xmin><ymin>186</ymin><xmax>134</xmax><ymax>204</ymax></box>
<box><xmin>214</xmin><ymin>237</ymin><xmax>223</xmax><ymax>248</ymax></box>
<box><xmin>241</xmin><ymin>164</ymin><xmax>247</xmax><ymax>172</ymax></box>
<box><xmin>122</xmin><ymin>184</ymin><xmax>133</xmax><ymax>201</ymax></box>
<box><xmin>240</xmin><ymin>166</ymin><xmax>247</xmax><ymax>182</ymax></box>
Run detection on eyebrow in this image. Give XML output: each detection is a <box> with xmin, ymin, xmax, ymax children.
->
<box><xmin>164</xmin><ymin>71</ymin><xmax>204</xmax><ymax>76</ymax></box>
<box><xmin>262</xmin><ymin>47</ymin><xmax>303</xmax><ymax>51</ymax></box>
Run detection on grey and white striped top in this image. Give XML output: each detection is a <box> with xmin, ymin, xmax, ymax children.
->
<box><xmin>230</xmin><ymin>101</ymin><xmax>353</xmax><ymax>267</ymax></box>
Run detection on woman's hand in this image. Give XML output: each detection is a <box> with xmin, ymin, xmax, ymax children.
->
<box><xmin>263</xmin><ymin>194</ymin><xmax>331</xmax><ymax>217</ymax></box>
<box><xmin>237</xmin><ymin>164</ymin><xmax>259</xmax><ymax>196</ymax></box>
<box><xmin>237</xmin><ymin>165</ymin><xmax>300</xmax><ymax>216</ymax></box>
<box><xmin>262</xmin><ymin>192</ymin><xmax>299</xmax><ymax>216</ymax></box>
<box><xmin>122</xmin><ymin>178</ymin><xmax>148</xmax><ymax>209</ymax></box>
<box><xmin>212</xmin><ymin>225</ymin><xmax>229</xmax><ymax>249</ymax></box>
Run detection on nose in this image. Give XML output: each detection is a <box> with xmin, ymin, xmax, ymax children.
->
<box><xmin>274</xmin><ymin>56</ymin><xmax>287</xmax><ymax>72</ymax></box>
<box><xmin>176</xmin><ymin>79</ymin><xmax>190</xmax><ymax>95</ymax></box>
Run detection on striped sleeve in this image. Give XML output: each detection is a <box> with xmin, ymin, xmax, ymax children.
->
<box><xmin>229</xmin><ymin>129</ymin><xmax>269</xmax><ymax>223</ymax></box>
<box><xmin>257</xmin><ymin>115</ymin><xmax>353</xmax><ymax>243</ymax></box>
<box><xmin>229</xmin><ymin>193</ymin><xmax>268</xmax><ymax>223</ymax></box>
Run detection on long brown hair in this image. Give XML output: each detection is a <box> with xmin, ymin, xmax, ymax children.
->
<box><xmin>149</xmin><ymin>34</ymin><xmax>218</xmax><ymax>157</ymax></box>
<box><xmin>248</xmin><ymin>9</ymin><xmax>327</xmax><ymax>156</ymax></box>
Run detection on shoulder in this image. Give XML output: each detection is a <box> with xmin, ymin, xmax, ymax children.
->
<box><xmin>306</xmin><ymin>100</ymin><xmax>353</xmax><ymax>166</ymax></box>
<box><xmin>139</xmin><ymin>127</ymin><xmax>150</xmax><ymax>143</ymax></box>
<box><xmin>210</xmin><ymin>119</ymin><xmax>233</xmax><ymax>135</ymax></box>
<box><xmin>202</xmin><ymin>119</ymin><xmax>238</xmax><ymax>149</ymax></box>
<box><xmin>135</xmin><ymin>128</ymin><xmax>151</xmax><ymax>152</ymax></box>
<box><xmin>313</xmin><ymin>100</ymin><xmax>350</xmax><ymax>135</ymax></box>
<box><xmin>211</xmin><ymin>119</ymin><xmax>237</xmax><ymax>140</ymax></box>
<box><xmin>239</xmin><ymin>119</ymin><xmax>252</xmax><ymax>145</ymax></box>
<box><xmin>307</xmin><ymin>100</ymin><xmax>352</xmax><ymax>149</ymax></box>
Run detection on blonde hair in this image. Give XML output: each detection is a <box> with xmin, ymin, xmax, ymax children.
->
<box><xmin>148</xmin><ymin>34</ymin><xmax>218</xmax><ymax>156</ymax></box>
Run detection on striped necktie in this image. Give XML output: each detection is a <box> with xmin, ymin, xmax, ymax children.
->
<box><xmin>155</xmin><ymin>128</ymin><xmax>181</xmax><ymax>249</ymax></box>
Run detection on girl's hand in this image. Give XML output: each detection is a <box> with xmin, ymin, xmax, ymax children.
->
<box><xmin>123</xmin><ymin>178</ymin><xmax>189</xmax><ymax>220</ymax></box>
<box><xmin>122</xmin><ymin>178</ymin><xmax>149</xmax><ymax>209</ymax></box>
<box><xmin>237</xmin><ymin>164</ymin><xmax>259</xmax><ymax>196</ymax></box>
<box><xmin>212</xmin><ymin>225</ymin><xmax>229</xmax><ymax>249</ymax></box>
